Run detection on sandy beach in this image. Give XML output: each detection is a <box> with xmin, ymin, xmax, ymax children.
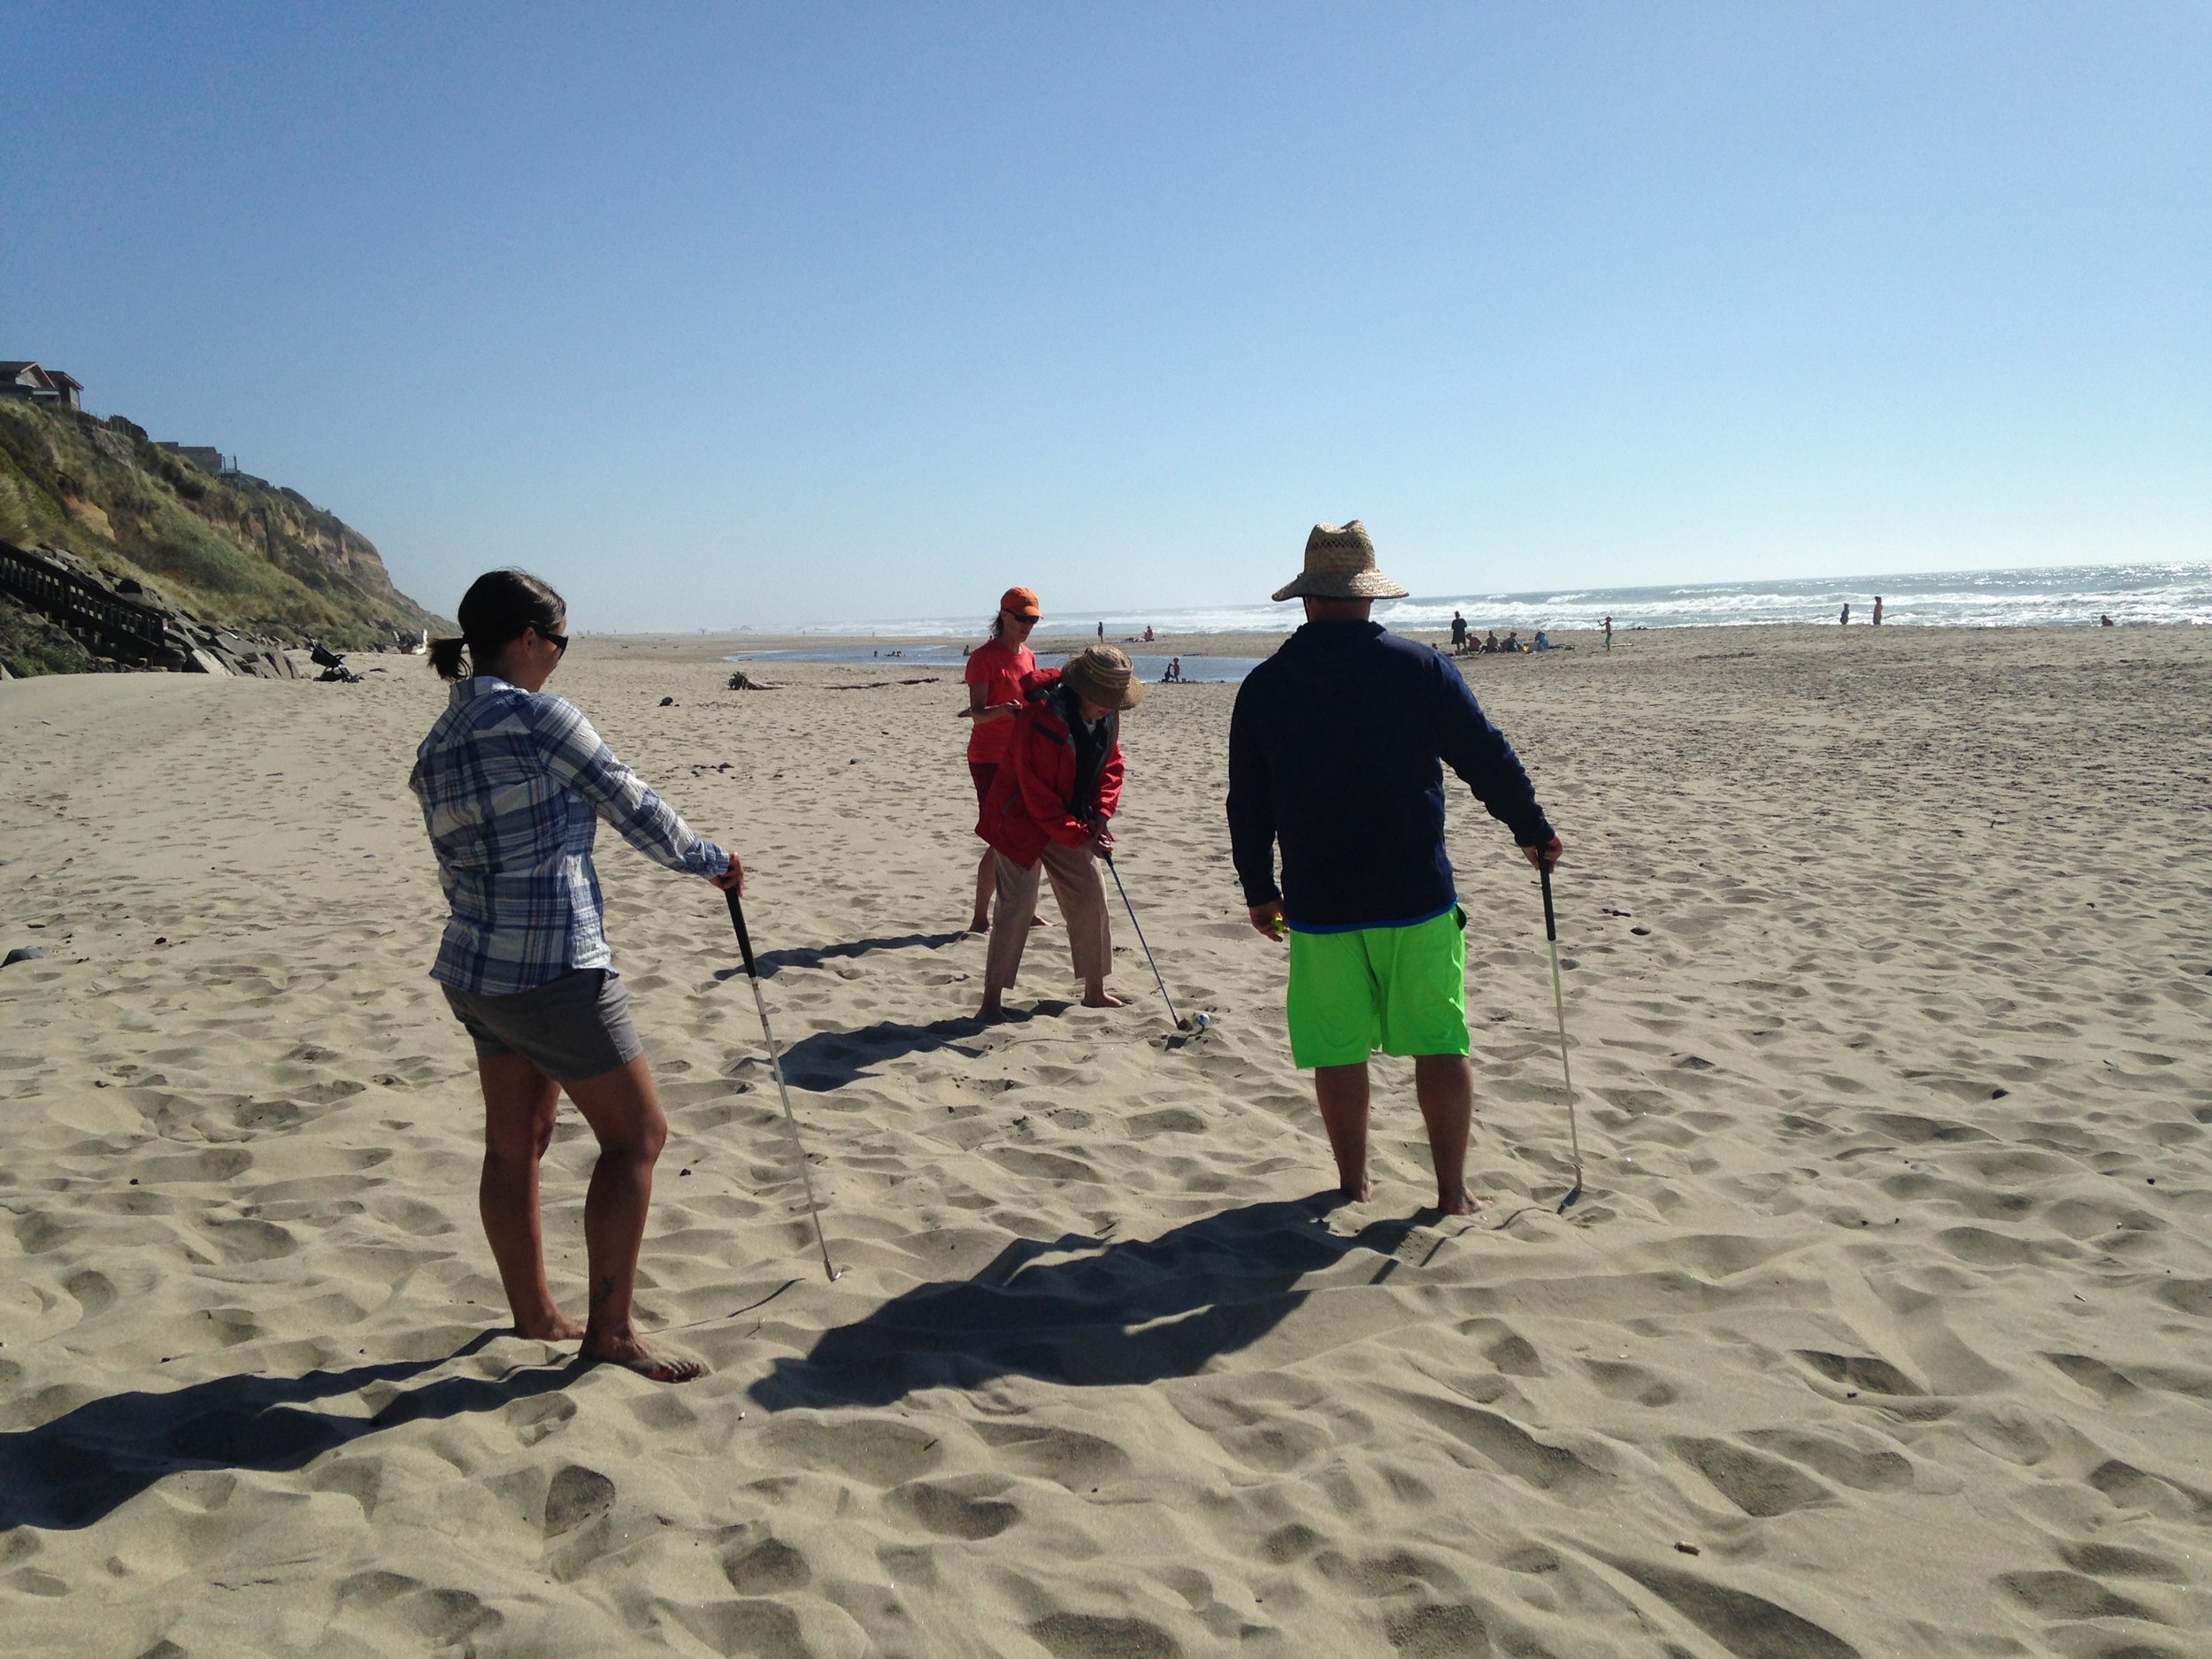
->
<box><xmin>4</xmin><ymin>623</ymin><xmax>2209</xmax><ymax>1658</ymax></box>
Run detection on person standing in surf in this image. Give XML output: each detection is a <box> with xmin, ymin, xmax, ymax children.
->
<box><xmin>411</xmin><ymin>569</ymin><xmax>739</xmax><ymax>1382</ymax></box>
<box><xmin>1228</xmin><ymin>523</ymin><xmax>1563</xmax><ymax>1216</ymax></box>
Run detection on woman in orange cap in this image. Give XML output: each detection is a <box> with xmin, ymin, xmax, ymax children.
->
<box><xmin>964</xmin><ymin>587</ymin><xmax>1047</xmax><ymax>932</ymax></box>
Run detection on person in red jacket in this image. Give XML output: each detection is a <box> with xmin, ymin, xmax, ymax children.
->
<box><xmin>976</xmin><ymin>646</ymin><xmax>1142</xmax><ymax>1022</ymax></box>
<box><xmin>963</xmin><ymin>586</ymin><xmax>1044</xmax><ymax>932</ymax></box>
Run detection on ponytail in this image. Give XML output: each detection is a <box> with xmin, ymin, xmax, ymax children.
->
<box><xmin>430</xmin><ymin>569</ymin><xmax>566</xmax><ymax>682</ymax></box>
<box><xmin>428</xmin><ymin>635</ymin><xmax>471</xmax><ymax>680</ymax></box>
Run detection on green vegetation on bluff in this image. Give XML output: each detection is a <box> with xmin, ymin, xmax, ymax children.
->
<box><xmin>0</xmin><ymin>397</ymin><xmax>447</xmax><ymax>656</ymax></box>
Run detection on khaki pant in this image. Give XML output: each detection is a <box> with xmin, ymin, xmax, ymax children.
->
<box><xmin>985</xmin><ymin>841</ymin><xmax>1112</xmax><ymax>992</ymax></box>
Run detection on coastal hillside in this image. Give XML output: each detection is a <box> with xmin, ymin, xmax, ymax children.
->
<box><xmin>0</xmin><ymin>396</ymin><xmax>445</xmax><ymax>673</ymax></box>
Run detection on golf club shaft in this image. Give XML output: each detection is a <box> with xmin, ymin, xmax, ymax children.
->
<box><xmin>1539</xmin><ymin>864</ymin><xmax>1584</xmax><ymax>1186</ymax></box>
<box><xmin>1104</xmin><ymin>854</ymin><xmax>1182</xmax><ymax>1026</ymax></box>
<box><xmin>726</xmin><ymin>888</ymin><xmax>841</xmax><ymax>1281</ymax></box>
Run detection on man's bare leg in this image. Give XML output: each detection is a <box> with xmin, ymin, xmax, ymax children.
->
<box><xmin>477</xmin><ymin>1053</ymin><xmax>586</xmax><ymax>1342</ymax></box>
<box><xmin>562</xmin><ymin>1055</ymin><xmax>707</xmax><ymax>1382</ymax></box>
<box><xmin>1414</xmin><ymin>1052</ymin><xmax>1485</xmax><ymax>1216</ymax></box>
<box><xmin>1313</xmin><ymin>1063</ymin><xmax>1374</xmax><ymax>1202</ymax></box>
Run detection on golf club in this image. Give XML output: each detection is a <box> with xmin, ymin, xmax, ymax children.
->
<box><xmin>1102</xmin><ymin>851</ymin><xmax>1211</xmax><ymax>1033</ymax></box>
<box><xmin>1539</xmin><ymin>860</ymin><xmax>1584</xmax><ymax>1214</ymax></box>
<box><xmin>724</xmin><ymin>887</ymin><xmax>842</xmax><ymax>1281</ymax></box>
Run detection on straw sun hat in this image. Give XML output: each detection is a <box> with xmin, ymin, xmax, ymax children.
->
<box><xmin>1271</xmin><ymin>520</ymin><xmax>1409</xmax><ymax>603</ymax></box>
<box><xmin>1060</xmin><ymin>645</ymin><xmax>1144</xmax><ymax>710</ymax></box>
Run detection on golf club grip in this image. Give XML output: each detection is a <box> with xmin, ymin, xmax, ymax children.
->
<box><xmin>725</xmin><ymin>887</ymin><xmax>760</xmax><ymax>979</ymax></box>
<box><xmin>1539</xmin><ymin>861</ymin><xmax>1557</xmax><ymax>942</ymax></box>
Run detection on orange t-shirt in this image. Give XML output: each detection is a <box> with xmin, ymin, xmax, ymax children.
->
<box><xmin>964</xmin><ymin>637</ymin><xmax>1035</xmax><ymax>764</ymax></box>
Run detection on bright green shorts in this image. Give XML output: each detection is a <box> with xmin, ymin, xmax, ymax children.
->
<box><xmin>1285</xmin><ymin>906</ymin><xmax>1468</xmax><ymax>1069</ymax></box>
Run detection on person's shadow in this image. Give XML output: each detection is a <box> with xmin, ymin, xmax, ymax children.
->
<box><xmin>0</xmin><ymin>1332</ymin><xmax>576</xmax><ymax>1531</ymax></box>
<box><xmin>762</xmin><ymin>1000</ymin><xmax>1078</xmax><ymax>1091</ymax></box>
<box><xmin>749</xmin><ymin>1195</ymin><xmax>1425</xmax><ymax>1409</ymax></box>
<box><xmin>769</xmin><ymin>1016</ymin><xmax>994</xmax><ymax>1091</ymax></box>
<box><xmin>712</xmin><ymin>931</ymin><xmax>967</xmax><ymax>980</ymax></box>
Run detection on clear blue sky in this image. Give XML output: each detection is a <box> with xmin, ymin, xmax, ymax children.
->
<box><xmin>6</xmin><ymin>3</ymin><xmax>2206</xmax><ymax>629</ymax></box>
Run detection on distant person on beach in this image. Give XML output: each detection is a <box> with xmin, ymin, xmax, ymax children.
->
<box><xmin>1872</xmin><ymin>596</ymin><xmax>1884</xmax><ymax>626</ymax></box>
<box><xmin>1450</xmin><ymin>611</ymin><xmax>1467</xmax><ymax>653</ymax></box>
<box><xmin>411</xmin><ymin>569</ymin><xmax>739</xmax><ymax>1383</ymax></box>
<box><xmin>1228</xmin><ymin>522</ymin><xmax>1562</xmax><ymax>1216</ymax></box>
<box><xmin>1162</xmin><ymin>656</ymin><xmax>1183</xmax><ymax>683</ymax></box>
<box><xmin>2101</xmin><ymin>613</ymin><xmax>2115</xmax><ymax>626</ymax></box>
<box><xmin>1097</xmin><ymin>620</ymin><xmax>1105</xmax><ymax>641</ymax></box>
<box><xmin>1483</xmin><ymin>630</ymin><xmax>1499</xmax><ymax>653</ymax></box>
<box><xmin>963</xmin><ymin>587</ymin><xmax>1047</xmax><ymax>933</ymax></box>
<box><xmin>1839</xmin><ymin>603</ymin><xmax>1851</xmax><ymax>626</ymax></box>
<box><xmin>976</xmin><ymin>647</ymin><xmax>1142</xmax><ymax>1022</ymax></box>
<box><xmin>1602</xmin><ymin>615</ymin><xmax>1613</xmax><ymax>652</ymax></box>
<box><xmin>1501</xmin><ymin>629</ymin><xmax>1521</xmax><ymax>653</ymax></box>
<box><xmin>1143</xmin><ymin>625</ymin><xmax>1156</xmax><ymax>642</ymax></box>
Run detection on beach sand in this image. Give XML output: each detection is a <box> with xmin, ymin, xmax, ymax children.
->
<box><xmin>4</xmin><ymin>624</ymin><xmax>2208</xmax><ymax>1657</ymax></box>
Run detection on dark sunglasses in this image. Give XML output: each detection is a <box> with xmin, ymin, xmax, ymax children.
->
<box><xmin>537</xmin><ymin>626</ymin><xmax>569</xmax><ymax>656</ymax></box>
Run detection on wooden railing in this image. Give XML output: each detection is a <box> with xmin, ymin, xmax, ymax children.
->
<box><xmin>0</xmin><ymin>540</ymin><xmax>174</xmax><ymax>661</ymax></box>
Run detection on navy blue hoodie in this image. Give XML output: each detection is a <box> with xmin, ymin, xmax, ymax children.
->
<box><xmin>1227</xmin><ymin>620</ymin><xmax>1552</xmax><ymax>929</ymax></box>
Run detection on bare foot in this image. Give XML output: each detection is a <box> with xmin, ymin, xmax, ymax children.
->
<box><xmin>1435</xmin><ymin>1189</ymin><xmax>1494</xmax><ymax>1217</ymax></box>
<box><xmin>968</xmin><ymin>917</ymin><xmax>990</xmax><ymax>935</ymax></box>
<box><xmin>582</xmin><ymin>1331</ymin><xmax>709</xmax><ymax>1382</ymax></box>
<box><xmin>1080</xmin><ymin>990</ymin><xmax>1126</xmax><ymax>1009</ymax></box>
<box><xmin>514</xmin><ymin>1311</ymin><xmax>587</xmax><ymax>1343</ymax></box>
<box><xmin>1029</xmin><ymin>913</ymin><xmax>1054</xmax><ymax>928</ymax></box>
<box><xmin>978</xmin><ymin>992</ymin><xmax>1008</xmax><ymax>1024</ymax></box>
<box><xmin>1339</xmin><ymin>1171</ymin><xmax>1376</xmax><ymax>1203</ymax></box>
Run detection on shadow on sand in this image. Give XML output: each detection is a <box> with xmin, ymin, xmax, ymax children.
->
<box><xmin>0</xmin><ymin>1332</ymin><xmax>576</xmax><ymax>1531</ymax></box>
<box><xmin>749</xmin><ymin>1194</ymin><xmax>1424</xmax><ymax>1409</ymax></box>
<box><xmin>712</xmin><ymin>931</ymin><xmax>968</xmax><ymax>981</ymax></box>
<box><xmin>771</xmin><ymin>1017</ymin><xmax>992</xmax><ymax>1091</ymax></box>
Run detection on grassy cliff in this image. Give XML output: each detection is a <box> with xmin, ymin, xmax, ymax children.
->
<box><xmin>0</xmin><ymin>397</ymin><xmax>447</xmax><ymax>660</ymax></box>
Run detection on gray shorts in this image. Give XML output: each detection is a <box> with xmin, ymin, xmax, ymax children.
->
<box><xmin>442</xmin><ymin>967</ymin><xmax>644</xmax><ymax>1082</ymax></box>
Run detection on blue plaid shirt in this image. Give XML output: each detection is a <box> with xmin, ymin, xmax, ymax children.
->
<box><xmin>411</xmin><ymin>677</ymin><xmax>730</xmax><ymax>995</ymax></box>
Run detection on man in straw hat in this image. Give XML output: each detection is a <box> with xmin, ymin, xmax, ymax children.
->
<box><xmin>976</xmin><ymin>646</ymin><xmax>1143</xmax><ymax>1021</ymax></box>
<box><xmin>1228</xmin><ymin>522</ymin><xmax>1563</xmax><ymax>1214</ymax></box>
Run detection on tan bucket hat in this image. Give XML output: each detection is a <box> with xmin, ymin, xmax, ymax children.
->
<box><xmin>1271</xmin><ymin>519</ymin><xmax>1409</xmax><ymax>602</ymax></box>
<box><xmin>1060</xmin><ymin>645</ymin><xmax>1143</xmax><ymax>710</ymax></box>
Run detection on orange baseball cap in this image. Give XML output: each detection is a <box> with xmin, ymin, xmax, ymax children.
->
<box><xmin>1000</xmin><ymin>587</ymin><xmax>1041</xmax><ymax>619</ymax></box>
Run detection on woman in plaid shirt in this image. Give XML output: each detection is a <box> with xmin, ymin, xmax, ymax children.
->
<box><xmin>412</xmin><ymin>570</ymin><xmax>741</xmax><ymax>1382</ymax></box>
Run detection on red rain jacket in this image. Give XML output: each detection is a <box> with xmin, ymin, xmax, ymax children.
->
<box><xmin>979</xmin><ymin>675</ymin><xmax>1124</xmax><ymax>868</ymax></box>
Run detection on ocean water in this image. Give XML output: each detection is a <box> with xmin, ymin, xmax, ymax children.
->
<box><xmin>758</xmin><ymin>562</ymin><xmax>2212</xmax><ymax>641</ymax></box>
<box><xmin>729</xmin><ymin>643</ymin><xmax>1265</xmax><ymax>684</ymax></box>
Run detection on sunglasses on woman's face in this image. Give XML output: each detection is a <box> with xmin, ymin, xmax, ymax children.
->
<box><xmin>539</xmin><ymin>626</ymin><xmax>569</xmax><ymax>656</ymax></box>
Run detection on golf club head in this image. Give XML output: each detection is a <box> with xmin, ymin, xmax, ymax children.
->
<box><xmin>1556</xmin><ymin>1184</ymin><xmax>1583</xmax><ymax>1216</ymax></box>
<box><xmin>1176</xmin><ymin>1011</ymin><xmax>1211</xmax><ymax>1033</ymax></box>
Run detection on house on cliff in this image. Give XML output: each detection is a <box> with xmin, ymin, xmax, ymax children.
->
<box><xmin>0</xmin><ymin>362</ymin><xmax>84</xmax><ymax>411</ymax></box>
<box><xmin>156</xmin><ymin>442</ymin><xmax>238</xmax><ymax>475</ymax></box>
